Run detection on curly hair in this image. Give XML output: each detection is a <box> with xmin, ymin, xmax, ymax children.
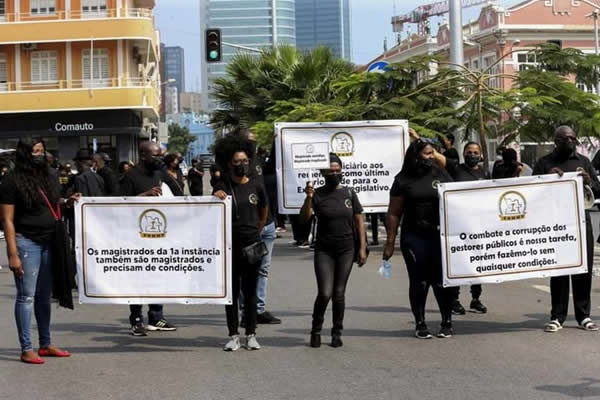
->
<box><xmin>10</xmin><ymin>137</ymin><xmax>59</xmax><ymax>207</ymax></box>
<box><xmin>399</xmin><ymin>139</ymin><xmax>445</xmax><ymax>179</ymax></box>
<box><xmin>163</xmin><ymin>153</ymin><xmax>180</xmax><ymax>169</ymax></box>
<box><xmin>213</xmin><ymin>134</ymin><xmax>255</xmax><ymax>171</ymax></box>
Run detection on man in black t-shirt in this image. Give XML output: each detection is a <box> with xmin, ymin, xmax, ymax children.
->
<box><xmin>120</xmin><ymin>142</ymin><xmax>177</xmax><ymax>336</ymax></box>
<box><xmin>93</xmin><ymin>153</ymin><xmax>119</xmax><ymax>196</ymax></box>
<box><xmin>445</xmin><ymin>141</ymin><xmax>489</xmax><ymax>315</ymax></box>
<box><xmin>73</xmin><ymin>150</ymin><xmax>105</xmax><ymax>197</ymax></box>
<box><xmin>187</xmin><ymin>159</ymin><xmax>204</xmax><ymax>196</ymax></box>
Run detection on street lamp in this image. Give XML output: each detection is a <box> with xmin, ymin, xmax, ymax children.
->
<box><xmin>161</xmin><ymin>78</ymin><xmax>176</xmax><ymax>86</ymax></box>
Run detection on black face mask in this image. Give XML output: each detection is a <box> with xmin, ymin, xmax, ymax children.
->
<box><xmin>556</xmin><ymin>142</ymin><xmax>576</xmax><ymax>158</ymax></box>
<box><xmin>233</xmin><ymin>164</ymin><xmax>250</xmax><ymax>177</ymax></box>
<box><xmin>31</xmin><ymin>155</ymin><xmax>47</xmax><ymax>168</ymax></box>
<box><xmin>146</xmin><ymin>156</ymin><xmax>164</xmax><ymax>171</ymax></box>
<box><xmin>464</xmin><ymin>155</ymin><xmax>481</xmax><ymax>168</ymax></box>
<box><xmin>324</xmin><ymin>173</ymin><xmax>343</xmax><ymax>187</ymax></box>
<box><xmin>417</xmin><ymin>158</ymin><xmax>434</xmax><ymax>172</ymax></box>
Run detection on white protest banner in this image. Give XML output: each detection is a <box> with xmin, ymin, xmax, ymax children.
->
<box><xmin>291</xmin><ymin>142</ymin><xmax>330</xmax><ymax>170</ymax></box>
<box><xmin>439</xmin><ymin>173</ymin><xmax>587</xmax><ymax>287</ymax></box>
<box><xmin>75</xmin><ymin>197</ymin><xmax>232</xmax><ymax>305</ymax></box>
<box><xmin>275</xmin><ymin>120</ymin><xmax>409</xmax><ymax>214</ymax></box>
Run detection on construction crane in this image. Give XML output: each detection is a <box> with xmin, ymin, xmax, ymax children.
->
<box><xmin>392</xmin><ymin>0</ymin><xmax>496</xmax><ymax>35</ymax></box>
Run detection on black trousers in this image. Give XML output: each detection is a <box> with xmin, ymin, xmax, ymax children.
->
<box><xmin>290</xmin><ymin>215</ymin><xmax>311</xmax><ymax>243</ymax></box>
<box><xmin>225</xmin><ymin>244</ymin><xmax>260</xmax><ymax>336</ymax></box>
<box><xmin>452</xmin><ymin>284</ymin><xmax>482</xmax><ymax>301</ymax></box>
<box><xmin>369</xmin><ymin>213</ymin><xmax>386</xmax><ymax>243</ymax></box>
<box><xmin>401</xmin><ymin>231</ymin><xmax>453</xmax><ymax>327</ymax></box>
<box><xmin>311</xmin><ymin>245</ymin><xmax>354</xmax><ymax>335</ymax></box>
<box><xmin>550</xmin><ymin>218</ymin><xmax>594</xmax><ymax>325</ymax></box>
<box><xmin>129</xmin><ymin>304</ymin><xmax>164</xmax><ymax>325</ymax></box>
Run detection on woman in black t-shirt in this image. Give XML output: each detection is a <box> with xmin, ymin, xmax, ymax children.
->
<box><xmin>162</xmin><ymin>153</ymin><xmax>185</xmax><ymax>196</ymax></box>
<box><xmin>299</xmin><ymin>153</ymin><xmax>367</xmax><ymax>349</ymax></box>
<box><xmin>383</xmin><ymin>139</ymin><xmax>455</xmax><ymax>339</ymax></box>
<box><xmin>213</xmin><ymin>136</ymin><xmax>268</xmax><ymax>352</ymax></box>
<box><xmin>0</xmin><ymin>137</ymin><xmax>79</xmax><ymax>364</ymax></box>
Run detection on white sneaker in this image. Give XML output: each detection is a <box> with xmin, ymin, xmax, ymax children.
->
<box><xmin>223</xmin><ymin>335</ymin><xmax>241</xmax><ymax>351</ymax></box>
<box><xmin>246</xmin><ymin>334</ymin><xmax>261</xmax><ymax>350</ymax></box>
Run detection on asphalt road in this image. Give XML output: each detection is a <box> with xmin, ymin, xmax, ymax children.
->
<box><xmin>1</xmin><ymin>230</ymin><xmax>600</xmax><ymax>400</ymax></box>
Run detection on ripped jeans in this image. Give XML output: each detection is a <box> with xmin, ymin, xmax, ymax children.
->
<box><xmin>13</xmin><ymin>234</ymin><xmax>53</xmax><ymax>353</ymax></box>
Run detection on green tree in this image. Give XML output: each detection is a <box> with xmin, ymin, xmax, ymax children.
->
<box><xmin>167</xmin><ymin>123</ymin><xmax>196</xmax><ymax>156</ymax></box>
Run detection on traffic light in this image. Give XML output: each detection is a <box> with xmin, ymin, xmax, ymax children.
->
<box><xmin>206</xmin><ymin>28</ymin><xmax>222</xmax><ymax>63</ymax></box>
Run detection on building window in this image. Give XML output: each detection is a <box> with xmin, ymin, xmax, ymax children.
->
<box><xmin>31</xmin><ymin>51</ymin><xmax>58</xmax><ymax>83</ymax></box>
<box><xmin>82</xmin><ymin>0</ymin><xmax>107</xmax><ymax>17</ymax></box>
<box><xmin>0</xmin><ymin>53</ymin><xmax>7</xmax><ymax>91</ymax></box>
<box><xmin>516</xmin><ymin>52</ymin><xmax>537</xmax><ymax>71</ymax></box>
<box><xmin>483</xmin><ymin>55</ymin><xmax>499</xmax><ymax>89</ymax></box>
<box><xmin>0</xmin><ymin>1</ymin><xmax>5</xmax><ymax>18</ymax></box>
<box><xmin>82</xmin><ymin>49</ymin><xmax>110</xmax><ymax>87</ymax></box>
<box><xmin>31</xmin><ymin>0</ymin><xmax>56</xmax><ymax>15</ymax></box>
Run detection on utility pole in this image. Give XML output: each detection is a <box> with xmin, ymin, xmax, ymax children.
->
<box><xmin>449</xmin><ymin>0</ymin><xmax>464</xmax><ymax>70</ymax></box>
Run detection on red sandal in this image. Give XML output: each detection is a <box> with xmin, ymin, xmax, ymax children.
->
<box><xmin>38</xmin><ymin>348</ymin><xmax>71</xmax><ymax>358</ymax></box>
<box><xmin>20</xmin><ymin>354</ymin><xmax>45</xmax><ymax>365</ymax></box>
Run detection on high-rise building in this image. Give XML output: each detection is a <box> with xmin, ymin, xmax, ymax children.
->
<box><xmin>201</xmin><ymin>0</ymin><xmax>296</xmax><ymax>111</ymax></box>
<box><xmin>180</xmin><ymin>92</ymin><xmax>204</xmax><ymax>114</ymax></box>
<box><xmin>165</xmin><ymin>86</ymin><xmax>179</xmax><ymax>115</ymax></box>
<box><xmin>0</xmin><ymin>0</ymin><xmax>160</xmax><ymax>162</ymax></box>
<box><xmin>162</xmin><ymin>45</ymin><xmax>185</xmax><ymax>95</ymax></box>
<box><xmin>295</xmin><ymin>0</ymin><xmax>351</xmax><ymax>60</ymax></box>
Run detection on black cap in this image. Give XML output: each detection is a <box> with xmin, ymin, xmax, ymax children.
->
<box><xmin>73</xmin><ymin>149</ymin><xmax>92</xmax><ymax>161</ymax></box>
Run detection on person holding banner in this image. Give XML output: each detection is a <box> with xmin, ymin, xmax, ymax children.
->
<box><xmin>0</xmin><ymin>137</ymin><xmax>80</xmax><ymax>364</ymax></box>
<box><xmin>213</xmin><ymin>135</ymin><xmax>269</xmax><ymax>351</ymax></box>
<box><xmin>120</xmin><ymin>142</ymin><xmax>177</xmax><ymax>336</ymax></box>
<box><xmin>443</xmin><ymin>142</ymin><xmax>489</xmax><ymax>315</ymax></box>
<box><xmin>383</xmin><ymin>139</ymin><xmax>455</xmax><ymax>339</ymax></box>
<box><xmin>532</xmin><ymin>126</ymin><xmax>600</xmax><ymax>333</ymax></box>
<box><xmin>299</xmin><ymin>153</ymin><xmax>368</xmax><ymax>349</ymax></box>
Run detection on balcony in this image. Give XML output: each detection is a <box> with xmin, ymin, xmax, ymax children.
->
<box><xmin>0</xmin><ymin>8</ymin><xmax>158</xmax><ymax>52</ymax></box>
<box><xmin>0</xmin><ymin>78</ymin><xmax>159</xmax><ymax>119</ymax></box>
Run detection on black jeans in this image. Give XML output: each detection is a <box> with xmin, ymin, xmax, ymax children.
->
<box><xmin>290</xmin><ymin>214</ymin><xmax>311</xmax><ymax>243</ymax></box>
<box><xmin>129</xmin><ymin>305</ymin><xmax>164</xmax><ymax>325</ymax></box>
<box><xmin>401</xmin><ymin>231</ymin><xmax>453</xmax><ymax>327</ymax></box>
<box><xmin>550</xmin><ymin>218</ymin><xmax>594</xmax><ymax>325</ymax></box>
<box><xmin>226</xmin><ymin>243</ymin><xmax>260</xmax><ymax>336</ymax></box>
<box><xmin>311</xmin><ymin>245</ymin><xmax>354</xmax><ymax>336</ymax></box>
<box><xmin>452</xmin><ymin>284</ymin><xmax>482</xmax><ymax>301</ymax></box>
<box><xmin>369</xmin><ymin>213</ymin><xmax>386</xmax><ymax>243</ymax></box>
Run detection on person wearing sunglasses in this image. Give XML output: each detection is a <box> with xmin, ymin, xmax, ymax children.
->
<box><xmin>213</xmin><ymin>135</ymin><xmax>268</xmax><ymax>351</ymax></box>
<box><xmin>299</xmin><ymin>153</ymin><xmax>368</xmax><ymax>348</ymax></box>
<box><xmin>383</xmin><ymin>139</ymin><xmax>455</xmax><ymax>339</ymax></box>
<box><xmin>533</xmin><ymin>126</ymin><xmax>600</xmax><ymax>333</ymax></box>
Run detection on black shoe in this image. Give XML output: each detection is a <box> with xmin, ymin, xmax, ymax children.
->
<box><xmin>451</xmin><ymin>300</ymin><xmax>466</xmax><ymax>315</ymax></box>
<box><xmin>415</xmin><ymin>323</ymin><xmax>432</xmax><ymax>339</ymax></box>
<box><xmin>331</xmin><ymin>334</ymin><xmax>343</xmax><ymax>348</ymax></box>
<box><xmin>437</xmin><ymin>326</ymin><xmax>454</xmax><ymax>338</ymax></box>
<box><xmin>469</xmin><ymin>299</ymin><xmax>487</xmax><ymax>314</ymax></box>
<box><xmin>257</xmin><ymin>311</ymin><xmax>282</xmax><ymax>324</ymax></box>
<box><xmin>130</xmin><ymin>319</ymin><xmax>147</xmax><ymax>336</ymax></box>
<box><xmin>147</xmin><ymin>319</ymin><xmax>177</xmax><ymax>331</ymax></box>
<box><xmin>371</xmin><ymin>240</ymin><xmax>380</xmax><ymax>246</ymax></box>
<box><xmin>310</xmin><ymin>333</ymin><xmax>321</xmax><ymax>348</ymax></box>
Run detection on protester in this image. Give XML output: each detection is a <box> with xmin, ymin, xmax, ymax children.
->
<box><xmin>442</xmin><ymin>133</ymin><xmax>459</xmax><ymax>161</ymax></box>
<box><xmin>93</xmin><ymin>153</ymin><xmax>119</xmax><ymax>196</ymax></box>
<box><xmin>118</xmin><ymin>161</ymin><xmax>133</xmax><ymax>187</ymax></box>
<box><xmin>368</xmin><ymin>213</ymin><xmax>385</xmax><ymax>246</ymax></box>
<box><xmin>120</xmin><ymin>142</ymin><xmax>176</xmax><ymax>335</ymax></box>
<box><xmin>299</xmin><ymin>153</ymin><xmax>368</xmax><ymax>348</ymax></box>
<box><xmin>209</xmin><ymin>163</ymin><xmax>222</xmax><ymax>190</ymax></box>
<box><xmin>443</xmin><ymin>141</ymin><xmax>489</xmax><ymax>315</ymax></box>
<box><xmin>59</xmin><ymin>163</ymin><xmax>74</xmax><ymax>197</ymax></box>
<box><xmin>213</xmin><ymin>135</ymin><xmax>268</xmax><ymax>351</ymax></box>
<box><xmin>73</xmin><ymin>150</ymin><xmax>105</xmax><ymax>197</ymax></box>
<box><xmin>532</xmin><ymin>126</ymin><xmax>600</xmax><ymax>333</ymax></box>
<box><xmin>163</xmin><ymin>153</ymin><xmax>185</xmax><ymax>196</ymax></box>
<box><xmin>384</xmin><ymin>139</ymin><xmax>455</xmax><ymax>339</ymax></box>
<box><xmin>0</xmin><ymin>137</ymin><xmax>80</xmax><ymax>364</ymax></box>
<box><xmin>492</xmin><ymin>148</ymin><xmax>523</xmax><ymax>179</ymax></box>
<box><xmin>187</xmin><ymin>159</ymin><xmax>204</xmax><ymax>196</ymax></box>
<box><xmin>240</xmin><ymin>131</ymin><xmax>280</xmax><ymax>325</ymax></box>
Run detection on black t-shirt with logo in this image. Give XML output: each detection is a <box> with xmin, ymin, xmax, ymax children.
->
<box><xmin>312</xmin><ymin>186</ymin><xmax>363</xmax><ymax>251</ymax></box>
<box><xmin>222</xmin><ymin>177</ymin><xmax>268</xmax><ymax>246</ymax></box>
<box><xmin>0</xmin><ymin>172</ymin><xmax>62</xmax><ymax>244</ymax></box>
<box><xmin>390</xmin><ymin>168</ymin><xmax>452</xmax><ymax>234</ymax></box>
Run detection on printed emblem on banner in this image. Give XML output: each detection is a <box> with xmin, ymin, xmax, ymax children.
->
<box><xmin>139</xmin><ymin>209</ymin><xmax>167</xmax><ymax>238</ymax></box>
<box><xmin>499</xmin><ymin>191</ymin><xmax>527</xmax><ymax>221</ymax></box>
<box><xmin>331</xmin><ymin>132</ymin><xmax>355</xmax><ymax>157</ymax></box>
<box><xmin>306</xmin><ymin>144</ymin><xmax>315</xmax><ymax>153</ymax></box>
<box><xmin>249</xmin><ymin>193</ymin><xmax>259</xmax><ymax>205</ymax></box>
<box><xmin>432</xmin><ymin>180</ymin><xmax>441</xmax><ymax>190</ymax></box>
<box><xmin>344</xmin><ymin>199</ymin><xmax>352</xmax><ymax>208</ymax></box>
<box><xmin>255</xmin><ymin>165</ymin><xmax>263</xmax><ymax>176</ymax></box>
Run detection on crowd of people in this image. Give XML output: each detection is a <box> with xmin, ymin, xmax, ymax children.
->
<box><xmin>1</xmin><ymin>124</ymin><xmax>599</xmax><ymax>364</ymax></box>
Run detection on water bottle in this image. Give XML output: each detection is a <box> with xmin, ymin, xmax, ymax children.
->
<box><xmin>378</xmin><ymin>260</ymin><xmax>392</xmax><ymax>279</ymax></box>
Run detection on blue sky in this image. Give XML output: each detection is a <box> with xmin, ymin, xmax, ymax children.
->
<box><xmin>154</xmin><ymin>0</ymin><xmax>521</xmax><ymax>91</ymax></box>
